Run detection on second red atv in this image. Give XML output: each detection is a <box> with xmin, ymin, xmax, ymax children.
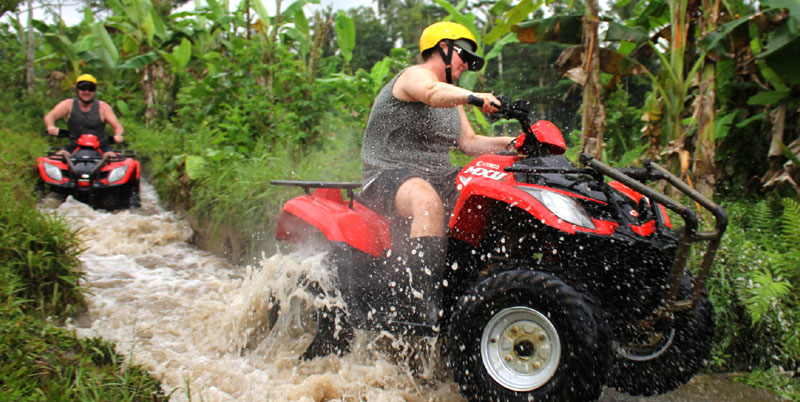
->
<box><xmin>270</xmin><ymin>97</ymin><xmax>727</xmax><ymax>401</ymax></box>
<box><xmin>36</xmin><ymin>129</ymin><xmax>141</xmax><ymax>210</ymax></box>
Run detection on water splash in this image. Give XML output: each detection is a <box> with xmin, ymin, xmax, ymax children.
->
<box><xmin>46</xmin><ymin>183</ymin><xmax>463</xmax><ymax>402</ymax></box>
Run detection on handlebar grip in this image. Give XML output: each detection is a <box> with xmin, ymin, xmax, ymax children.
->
<box><xmin>467</xmin><ymin>94</ymin><xmax>484</xmax><ymax>107</ymax></box>
<box><xmin>43</xmin><ymin>129</ymin><xmax>70</xmax><ymax>138</ymax></box>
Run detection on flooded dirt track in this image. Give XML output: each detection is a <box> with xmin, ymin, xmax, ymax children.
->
<box><xmin>43</xmin><ymin>182</ymin><xmax>781</xmax><ymax>402</ymax></box>
<box><xmin>601</xmin><ymin>375</ymin><xmax>784</xmax><ymax>401</ymax></box>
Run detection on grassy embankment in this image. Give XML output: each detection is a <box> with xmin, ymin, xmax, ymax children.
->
<box><xmin>126</xmin><ymin>111</ymin><xmax>365</xmax><ymax>263</ymax></box>
<box><xmin>0</xmin><ymin>104</ymin><xmax>166</xmax><ymax>400</ymax></box>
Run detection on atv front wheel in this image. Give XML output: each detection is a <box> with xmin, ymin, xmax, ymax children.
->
<box><xmin>127</xmin><ymin>180</ymin><xmax>141</xmax><ymax>209</ymax></box>
<box><xmin>446</xmin><ymin>269</ymin><xmax>611</xmax><ymax>402</ymax></box>
<box><xmin>607</xmin><ymin>275</ymin><xmax>714</xmax><ymax>396</ymax></box>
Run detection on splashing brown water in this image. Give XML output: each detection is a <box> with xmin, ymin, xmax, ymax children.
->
<box><xmin>42</xmin><ymin>183</ymin><xmax>780</xmax><ymax>402</ymax></box>
<box><xmin>45</xmin><ymin>183</ymin><xmax>462</xmax><ymax>401</ymax></box>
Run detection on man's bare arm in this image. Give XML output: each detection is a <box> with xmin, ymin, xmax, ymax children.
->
<box><xmin>456</xmin><ymin>106</ymin><xmax>515</xmax><ymax>156</ymax></box>
<box><xmin>44</xmin><ymin>99</ymin><xmax>72</xmax><ymax>135</ymax></box>
<box><xmin>394</xmin><ymin>66</ymin><xmax>498</xmax><ymax>114</ymax></box>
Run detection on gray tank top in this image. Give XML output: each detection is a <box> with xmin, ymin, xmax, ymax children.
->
<box><xmin>67</xmin><ymin>98</ymin><xmax>107</xmax><ymax>144</ymax></box>
<box><xmin>361</xmin><ymin>68</ymin><xmax>461</xmax><ymax>183</ymax></box>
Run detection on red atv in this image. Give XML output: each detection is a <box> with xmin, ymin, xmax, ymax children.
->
<box><xmin>36</xmin><ymin>129</ymin><xmax>141</xmax><ymax>210</ymax></box>
<box><xmin>270</xmin><ymin>97</ymin><xmax>727</xmax><ymax>401</ymax></box>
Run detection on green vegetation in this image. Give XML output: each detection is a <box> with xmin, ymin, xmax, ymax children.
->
<box><xmin>0</xmin><ymin>116</ymin><xmax>166</xmax><ymax>400</ymax></box>
<box><xmin>708</xmin><ymin>197</ymin><xmax>800</xmax><ymax>399</ymax></box>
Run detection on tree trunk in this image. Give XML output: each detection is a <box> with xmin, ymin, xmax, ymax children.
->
<box><xmin>692</xmin><ymin>62</ymin><xmax>716</xmax><ymax>197</ymax></box>
<box><xmin>761</xmin><ymin>102</ymin><xmax>787</xmax><ymax>183</ymax></box>
<box><xmin>25</xmin><ymin>0</ymin><xmax>34</xmax><ymax>94</ymax></box>
<box><xmin>579</xmin><ymin>0</ymin><xmax>606</xmax><ymax>160</ymax></box>
<box><xmin>692</xmin><ymin>0</ymin><xmax>720</xmax><ymax>198</ymax></box>
<box><xmin>663</xmin><ymin>0</ymin><xmax>689</xmax><ymax>178</ymax></box>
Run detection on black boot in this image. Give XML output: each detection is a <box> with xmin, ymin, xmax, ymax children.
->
<box><xmin>391</xmin><ymin>236</ymin><xmax>447</xmax><ymax>331</ymax></box>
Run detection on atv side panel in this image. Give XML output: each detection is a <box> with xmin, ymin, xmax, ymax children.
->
<box><xmin>275</xmin><ymin>188</ymin><xmax>391</xmax><ymax>258</ymax></box>
<box><xmin>449</xmin><ymin>177</ymin><xmax>618</xmax><ymax>247</ymax></box>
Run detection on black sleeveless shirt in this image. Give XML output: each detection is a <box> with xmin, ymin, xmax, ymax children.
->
<box><xmin>67</xmin><ymin>98</ymin><xmax>107</xmax><ymax>145</ymax></box>
<box><xmin>361</xmin><ymin>68</ymin><xmax>461</xmax><ymax>183</ymax></box>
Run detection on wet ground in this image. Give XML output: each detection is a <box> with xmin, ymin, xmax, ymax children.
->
<box><xmin>601</xmin><ymin>374</ymin><xmax>784</xmax><ymax>401</ymax></box>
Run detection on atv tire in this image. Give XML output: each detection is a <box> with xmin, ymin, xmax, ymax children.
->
<box><xmin>265</xmin><ymin>279</ymin><xmax>354</xmax><ymax>360</ymax></box>
<box><xmin>300</xmin><ymin>305</ymin><xmax>353</xmax><ymax>360</ymax></box>
<box><xmin>446</xmin><ymin>269</ymin><xmax>611</xmax><ymax>402</ymax></box>
<box><xmin>127</xmin><ymin>180</ymin><xmax>141</xmax><ymax>209</ymax></box>
<box><xmin>607</xmin><ymin>274</ymin><xmax>714</xmax><ymax>396</ymax></box>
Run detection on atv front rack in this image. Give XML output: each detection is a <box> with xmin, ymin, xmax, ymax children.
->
<box><xmin>580</xmin><ymin>155</ymin><xmax>728</xmax><ymax>325</ymax></box>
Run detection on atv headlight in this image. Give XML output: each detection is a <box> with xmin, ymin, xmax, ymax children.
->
<box><xmin>107</xmin><ymin>166</ymin><xmax>128</xmax><ymax>183</ymax></box>
<box><xmin>517</xmin><ymin>186</ymin><xmax>596</xmax><ymax>229</ymax></box>
<box><xmin>44</xmin><ymin>163</ymin><xmax>62</xmax><ymax>182</ymax></box>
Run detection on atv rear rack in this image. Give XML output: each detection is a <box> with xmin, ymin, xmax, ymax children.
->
<box><xmin>270</xmin><ymin>180</ymin><xmax>362</xmax><ymax>208</ymax></box>
<box><xmin>580</xmin><ymin>155</ymin><xmax>727</xmax><ymax>325</ymax></box>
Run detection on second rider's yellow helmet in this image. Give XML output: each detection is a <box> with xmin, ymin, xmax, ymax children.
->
<box><xmin>419</xmin><ymin>21</ymin><xmax>484</xmax><ymax>74</ymax></box>
<box><xmin>75</xmin><ymin>74</ymin><xmax>97</xmax><ymax>85</ymax></box>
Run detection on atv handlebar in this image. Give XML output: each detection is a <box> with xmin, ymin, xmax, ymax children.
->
<box><xmin>43</xmin><ymin>129</ymin><xmax>71</xmax><ymax>138</ymax></box>
<box><xmin>469</xmin><ymin>94</ymin><xmax>545</xmax><ymax>156</ymax></box>
<box><xmin>467</xmin><ymin>94</ymin><xmax>530</xmax><ymax>121</ymax></box>
<box><xmin>44</xmin><ymin>129</ymin><xmax>126</xmax><ymax>145</ymax></box>
<box><xmin>466</xmin><ymin>94</ymin><xmax>484</xmax><ymax>107</ymax></box>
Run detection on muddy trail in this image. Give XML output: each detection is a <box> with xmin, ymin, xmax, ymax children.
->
<box><xmin>41</xmin><ymin>182</ymin><xmax>781</xmax><ymax>401</ymax></box>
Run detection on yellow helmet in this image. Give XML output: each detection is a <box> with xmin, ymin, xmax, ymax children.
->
<box><xmin>75</xmin><ymin>74</ymin><xmax>97</xmax><ymax>85</ymax></box>
<box><xmin>420</xmin><ymin>21</ymin><xmax>478</xmax><ymax>54</ymax></box>
<box><xmin>419</xmin><ymin>21</ymin><xmax>484</xmax><ymax>75</ymax></box>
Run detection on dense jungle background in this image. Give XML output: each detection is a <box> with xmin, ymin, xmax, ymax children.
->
<box><xmin>1</xmin><ymin>0</ymin><xmax>800</xmax><ymax>399</ymax></box>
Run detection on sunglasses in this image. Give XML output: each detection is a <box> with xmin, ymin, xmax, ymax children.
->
<box><xmin>452</xmin><ymin>45</ymin><xmax>484</xmax><ymax>71</ymax></box>
<box><xmin>77</xmin><ymin>84</ymin><xmax>96</xmax><ymax>92</ymax></box>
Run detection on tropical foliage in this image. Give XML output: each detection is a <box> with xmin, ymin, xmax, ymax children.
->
<box><xmin>709</xmin><ymin>197</ymin><xmax>800</xmax><ymax>399</ymax></box>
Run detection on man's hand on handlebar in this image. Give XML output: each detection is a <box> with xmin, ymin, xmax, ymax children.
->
<box><xmin>46</xmin><ymin>126</ymin><xmax>59</xmax><ymax>136</ymax></box>
<box><xmin>467</xmin><ymin>93</ymin><xmax>500</xmax><ymax>114</ymax></box>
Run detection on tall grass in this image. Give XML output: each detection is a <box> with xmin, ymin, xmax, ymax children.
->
<box><xmin>129</xmin><ymin>114</ymin><xmax>365</xmax><ymax>262</ymax></box>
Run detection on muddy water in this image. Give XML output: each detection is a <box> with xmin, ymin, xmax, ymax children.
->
<box><xmin>43</xmin><ymin>183</ymin><xmax>780</xmax><ymax>402</ymax></box>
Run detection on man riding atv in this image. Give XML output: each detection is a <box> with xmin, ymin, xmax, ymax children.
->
<box><xmin>272</xmin><ymin>21</ymin><xmax>726</xmax><ymax>402</ymax></box>
<box><xmin>358</xmin><ymin>21</ymin><xmax>516</xmax><ymax>329</ymax></box>
<box><xmin>44</xmin><ymin>74</ymin><xmax>125</xmax><ymax>158</ymax></box>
